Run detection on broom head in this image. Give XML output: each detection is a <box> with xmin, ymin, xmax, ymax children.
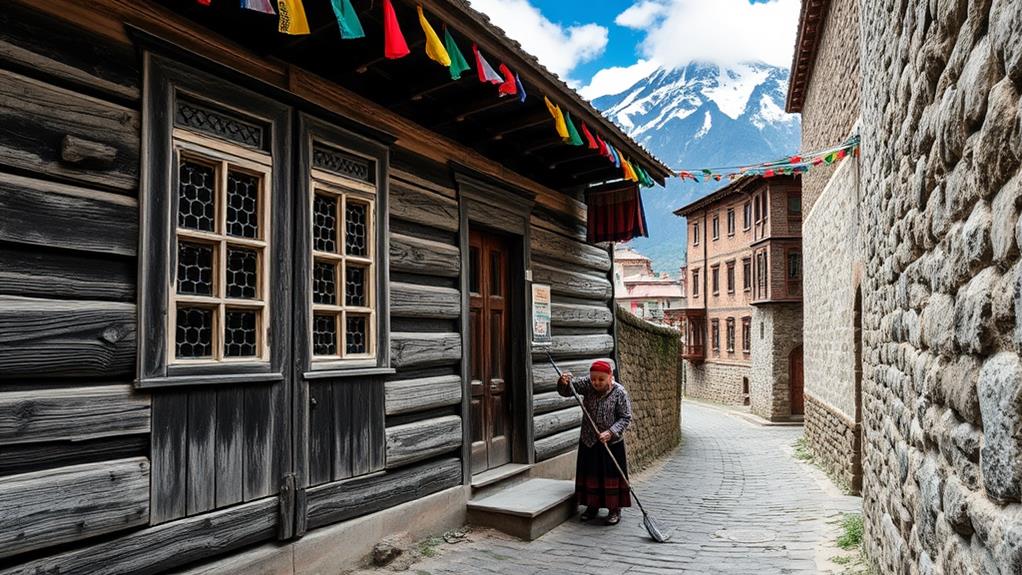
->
<box><xmin>643</xmin><ymin>512</ymin><xmax>671</xmax><ymax>543</ymax></box>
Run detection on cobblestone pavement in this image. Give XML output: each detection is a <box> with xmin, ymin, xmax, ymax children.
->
<box><xmin>411</xmin><ymin>402</ymin><xmax>862</xmax><ymax>575</ymax></box>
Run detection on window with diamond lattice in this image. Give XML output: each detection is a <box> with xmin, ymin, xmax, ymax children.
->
<box><xmin>310</xmin><ymin>156</ymin><xmax>376</xmax><ymax>361</ymax></box>
<box><xmin>173</xmin><ymin>148</ymin><xmax>270</xmax><ymax>362</ymax></box>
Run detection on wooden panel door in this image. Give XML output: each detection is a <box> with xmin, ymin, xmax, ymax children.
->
<box><xmin>469</xmin><ymin>230</ymin><xmax>512</xmax><ymax>474</ymax></box>
<box><xmin>789</xmin><ymin>345</ymin><xmax>804</xmax><ymax>415</ymax></box>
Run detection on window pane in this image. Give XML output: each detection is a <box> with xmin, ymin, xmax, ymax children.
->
<box><xmin>226</xmin><ymin>247</ymin><xmax>259</xmax><ymax>299</ymax></box>
<box><xmin>346</xmin><ymin>315</ymin><xmax>368</xmax><ymax>355</ymax></box>
<box><xmin>313</xmin><ymin>314</ymin><xmax>338</xmax><ymax>356</ymax></box>
<box><xmin>176</xmin><ymin>307</ymin><xmax>214</xmax><ymax>358</ymax></box>
<box><xmin>178</xmin><ymin>160</ymin><xmax>216</xmax><ymax>232</ymax></box>
<box><xmin>313</xmin><ymin>194</ymin><xmax>338</xmax><ymax>253</ymax></box>
<box><xmin>177</xmin><ymin>241</ymin><xmax>215</xmax><ymax>296</ymax></box>
<box><xmin>226</xmin><ymin>170</ymin><xmax>260</xmax><ymax>238</ymax></box>
<box><xmin>346</xmin><ymin>265</ymin><xmax>367</xmax><ymax>307</ymax></box>
<box><xmin>345</xmin><ymin>201</ymin><xmax>368</xmax><ymax>257</ymax></box>
<box><xmin>490</xmin><ymin>251</ymin><xmax>502</xmax><ymax>296</ymax></box>
<box><xmin>788</xmin><ymin>195</ymin><xmax>802</xmax><ymax>214</ymax></box>
<box><xmin>469</xmin><ymin>247</ymin><xmax>481</xmax><ymax>293</ymax></box>
<box><xmin>224</xmin><ymin>309</ymin><xmax>258</xmax><ymax>357</ymax></box>
<box><xmin>313</xmin><ymin>260</ymin><xmax>337</xmax><ymax>305</ymax></box>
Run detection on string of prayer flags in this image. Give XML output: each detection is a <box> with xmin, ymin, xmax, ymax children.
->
<box><xmin>473</xmin><ymin>44</ymin><xmax>503</xmax><ymax>84</ymax></box>
<box><xmin>241</xmin><ymin>0</ymin><xmax>276</xmax><ymax>13</ymax></box>
<box><xmin>497</xmin><ymin>64</ymin><xmax>518</xmax><ymax>97</ymax></box>
<box><xmin>383</xmin><ymin>0</ymin><xmax>410</xmax><ymax>59</ymax></box>
<box><xmin>544</xmin><ymin>97</ymin><xmax>569</xmax><ymax>140</ymax></box>
<box><xmin>675</xmin><ymin>135</ymin><xmax>860</xmax><ymax>183</ymax></box>
<box><xmin>278</xmin><ymin>0</ymin><xmax>310</xmax><ymax>34</ymax></box>
<box><xmin>581</xmin><ymin>122</ymin><xmax>598</xmax><ymax>150</ymax></box>
<box><xmin>417</xmin><ymin>5</ymin><xmax>450</xmax><ymax>66</ymax></box>
<box><xmin>444</xmin><ymin>28</ymin><xmax>471</xmax><ymax>80</ymax></box>
<box><xmin>564</xmin><ymin>113</ymin><xmax>584</xmax><ymax>146</ymax></box>
<box><xmin>331</xmin><ymin>0</ymin><xmax>365</xmax><ymax>39</ymax></box>
<box><xmin>514</xmin><ymin>73</ymin><xmax>527</xmax><ymax>103</ymax></box>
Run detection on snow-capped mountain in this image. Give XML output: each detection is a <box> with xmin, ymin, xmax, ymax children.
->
<box><xmin>593</xmin><ymin>62</ymin><xmax>800</xmax><ymax>274</ymax></box>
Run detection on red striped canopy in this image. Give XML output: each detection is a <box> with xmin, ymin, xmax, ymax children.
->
<box><xmin>586</xmin><ymin>183</ymin><xmax>648</xmax><ymax>244</ymax></box>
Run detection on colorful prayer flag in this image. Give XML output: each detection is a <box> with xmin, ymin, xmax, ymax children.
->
<box><xmin>197</xmin><ymin>0</ymin><xmax>211</xmax><ymax>6</ymax></box>
<box><xmin>473</xmin><ymin>44</ymin><xmax>503</xmax><ymax>84</ymax></box>
<box><xmin>444</xmin><ymin>28</ymin><xmax>471</xmax><ymax>80</ymax></box>
<box><xmin>497</xmin><ymin>64</ymin><xmax>518</xmax><ymax>97</ymax></box>
<box><xmin>564</xmin><ymin>113</ymin><xmax>584</xmax><ymax>146</ymax></box>
<box><xmin>383</xmin><ymin>0</ymin><xmax>410</xmax><ymax>59</ymax></box>
<box><xmin>544</xmin><ymin>97</ymin><xmax>569</xmax><ymax>140</ymax></box>
<box><xmin>608</xmin><ymin>144</ymin><xmax>621</xmax><ymax>168</ymax></box>
<box><xmin>242</xmin><ymin>0</ymin><xmax>275</xmax><ymax>14</ymax></box>
<box><xmin>515</xmin><ymin>74</ymin><xmax>527</xmax><ymax>103</ymax></box>
<box><xmin>417</xmin><ymin>5</ymin><xmax>450</xmax><ymax>66</ymax></box>
<box><xmin>581</xmin><ymin>122</ymin><xmax>597</xmax><ymax>149</ymax></box>
<box><xmin>278</xmin><ymin>0</ymin><xmax>310</xmax><ymax>34</ymax></box>
<box><xmin>596</xmin><ymin>134</ymin><xmax>609</xmax><ymax>157</ymax></box>
<box><xmin>622</xmin><ymin>159</ymin><xmax>638</xmax><ymax>182</ymax></box>
<box><xmin>331</xmin><ymin>0</ymin><xmax>364</xmax><ymax>39</ymax></box>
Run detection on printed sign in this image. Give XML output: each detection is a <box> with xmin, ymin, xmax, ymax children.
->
<box><xmin>532</xmin><ymin>283</ymin><xmax>552</xmax><ymax>344</ymax></box>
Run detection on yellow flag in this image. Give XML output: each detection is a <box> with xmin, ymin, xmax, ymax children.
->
<box><xmin>278</xmin><ymin>0</ymin><xmax>310</xmax><ymax>35</ymax></box>
<box><xmin>623</xmin><ymin>159</ymin><xmax>639</xmax><ymax>182</ymax></box>
<box><xmin>544</xmin><ymin>96</ymin><xmax>569</xmax><ymax>140</ymax></box>
<box><xmin>418</xmin><ymin>5</ymin><xmax>451</xmax><ymax>66</ymax></box>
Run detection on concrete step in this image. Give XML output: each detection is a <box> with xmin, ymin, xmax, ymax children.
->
<box><xmin>470</xmin><ymin>463</ymin><xmax>532</xmax><ymax>499</ymax></box>
<box><xmin>467</xmin><ymin>478</ymin><xmax>576</xmax><ymax>541</ymax></box>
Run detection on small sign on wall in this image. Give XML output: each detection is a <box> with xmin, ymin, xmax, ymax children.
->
<box><xmin>532</xmin><ymin>283</ymin><xmax>552</xmax><ymax>345</ymax></box>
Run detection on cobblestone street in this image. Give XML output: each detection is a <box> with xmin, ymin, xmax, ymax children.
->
<box><xmin>410</xmin><ymin>402</ymin><xmax>862</xmax><ymax>575</ymax></box>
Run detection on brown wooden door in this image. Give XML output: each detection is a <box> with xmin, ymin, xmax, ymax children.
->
<box><xmin>469</xmin><ymin>230</ymin><xmax>512</xmax><ymax>474</ymax></box>
<box><xmin>789</xmin><ymin>345</ymin><xmax>804</xmax><ymax>415</ymax></box>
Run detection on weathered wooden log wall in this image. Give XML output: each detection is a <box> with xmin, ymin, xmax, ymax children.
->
<box><xmin>528</xmin><ymin>208</ymin><xmax>615</xmax><ymax>461</ymax></box>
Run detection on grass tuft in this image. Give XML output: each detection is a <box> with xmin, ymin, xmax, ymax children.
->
<box><xmin>836</xmin><ymin>514</ymin><xmax>864</xmax><ymax>550</ymax></box>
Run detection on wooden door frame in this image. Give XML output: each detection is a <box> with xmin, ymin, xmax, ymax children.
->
<box><xmin>455</xmin><ymin>167</ymin><xmax>535</xmax><ymax>484</ymax></box>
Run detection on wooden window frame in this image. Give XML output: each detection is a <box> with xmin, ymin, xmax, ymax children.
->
<box><xmin>741</xmin><ymin>316</ymin><xmax>752</xmax><ymax>354</ymax></box>
<box><xmin>693</xmin><ymin>222</ymin><xmax>700</xmax><ymax>245</ymax></box>
<box><xmin>742</xmin><ymin>257</ymin><xmax>752</xmax><ymax>292</ymax></box>
<box><xmin>692</xmin><ymin>269</ymin><xmax>700</xmax><ymax>297</ymax></box>
<box><xmin>138</xmin><ymin>54</ymin><xmax>293</xmax><ymax>388</ymax></box>
<box><xmin>726</xmin><ymin>260</ymin><xmax>735</xmax><ymax>294</ymax></box>
<box><xmin>787</xmin><ymin>191</ymin><xmax>802</xmax><ymax>220</ymax></box>
<box><xmin>726</xmin><ymin>317</ymin><xmax>735</xmax><ymax>353</ymax></box>
<box><xmin>712</xmin><ymin>215</ymin><xmax>720</xmax><ymax>240</ymax></box>
<box><xmin>743</xmin><ymin>202</ymin><xmax>751</xmax><ymax>230</ymax></box>
<box><xmin>726</xmin><ymin>208</ymin><xmax>735</xmax><ymax>236</ymax></box>
<box><xmin>711</xmin><ymin>319</ymin><xmax>720</xmax><ymax>352</ymax></box>
<box><xmin>711</xmin><ymin>265</ymin><xmax>720</xmax><ymax>295</ymax></box>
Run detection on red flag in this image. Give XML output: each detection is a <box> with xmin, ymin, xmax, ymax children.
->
<box><xmin>764</xmin><ymin>169</ymin><xmax>775</xmax><ymax>178</ymax></box>
<box><xmin>836</xmin><ymin>149</ymin><xmax>847</xmax><ymax>160</ymax></box>
<box><xmin>197</xmin><ymin>0</ymin><xmax>211</xmax><ymax>4</ymax></box>
<box><xmin>596</xmin><ymin>133</ymin><xmax>609</xmax><ymax>157</ymax></box>
<box><xmin>581</xmin><ymin>123</ymin><xmax>598</xmax><ymax>149</ymax></box>
<box><xmin>790</xmin><ymin>155</ymin><xmax>801</xmax><ymax>163</ymax></box>
<box><xmin>383</xmin><ymin>0</ymin><xmax>410</xmax><ymax>59</ymax></box>
<box><xmin>497</xmin><ymin>64</ymin><xmax>518</xmax><ymax>97</ymax></box>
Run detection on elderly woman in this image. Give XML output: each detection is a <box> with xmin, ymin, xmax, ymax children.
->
<box><xmin>557</xmin><ymin>359</ymin><xmax>633</xmax><ymax>526</ymax></box>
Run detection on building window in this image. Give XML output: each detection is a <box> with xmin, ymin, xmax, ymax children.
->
<box><xmin>712</xmin><ymin>216</ymin><xmax>719</xmax><ymax>240</ymax></box>
<box><xmin>726</xmin><ymin>317</ymin><xmax>735</xmax><ymax>353</ymax></box>
<box><xmin>726</xmin><ymin>261</ymin><xmax>735</xmax><ymax>294</ymax></box>
<box><xmin>711</xmin><ymin>265</ymin><xmax>720</xmax><ymax>295</ymax></box>
<box><xmin>711</xmin><ymin>319</ymin><xmax>720</xmax><ymax>352</ymax></box>
<box><xmin>788</xmin><ymin>193</ymin><xmax>802</xmax><ymax>218</ymax></box>
<box><xmin>754</xmin><ymin>194</ymin><xmax>761</xmax><ymax>222</ymax></box>
<box><xmin>756</xmin><ymin>251</ymin><xmax>768</xmax><ymax>299</ymax></box>
<box><xmin>742</xmin><ymin>317</ymin><xmax>751</xmax><ymax>353</ymax></box>
<box><xmin>788</xmin><ymin>250</ymin><xmax>802</xmax><ymax>280</ymax></box>
<box><xmin>743</xmin><ymin>202</ymin><xmax>751</xmax><ymax>230</ymax></box>
<box><xmin>727</xmin><ymin>209</ymin><xmax>735</xmax><ymax>236</ymax></box>
<box><xmin>742</xmin><ymin>257</ymin><xmax>752</xmax><ymax>291</ymax></box>
<box><xmin>693</xmin><ymin>222</ymin><xmax>700</xmax><ymax>245</ymax></box>
<box><xmin>692</xmin><ymin>269</ymin><xmax>700</xmax><ymax>297</ymax></box>
<box><xmin>310</xmin><ymin>159</ymin><xmax>377</xmax><ymax>360</ymax></box>
<box><xmin>173</xmin><ymin>151</ymin><xmax>271</xmax><ymax>362</ymax></box>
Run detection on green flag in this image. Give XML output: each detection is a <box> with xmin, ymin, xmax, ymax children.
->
<box><xmin>444</xmin><ymin>28</ymin><xmax>471</xmax><ymax>80</ymax></box>
<box><xmin>330</xmin><ymin>0</ymin><xmax>364</xmax><ymax>39</ymax></box>
<box><xmin>564</xmin><ymin>113</ymin><xmax>584</xmax><ymax>146</ymax></box>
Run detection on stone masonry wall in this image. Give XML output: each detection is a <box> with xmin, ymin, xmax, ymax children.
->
<box><xmin>616</xmin><ymin>306</ymin><xmax>682</xmax><ymax>473</ymax></box>
<box><xmin>800</xmin><ymin>0</ymin><xmax>861</xmax><ymax>213</ymax></box>
<box><xmin>751</xmin><ymin>303</ymin><xmax>803</xmax><ymax>420</ymax></box>
<box><xmin>859</xmin><ymin>0</ymin><xmax>1022</xmax><ymax>572</ymax></box>
<box><xmin>684</xmin><ymin>360</ymin><xmax>750</xmax><ymax>406</ymax></box>
<box><xmin>805</xmin><ymin>394</ymin><xmax>862</xmax><ymax>493</ymax></box>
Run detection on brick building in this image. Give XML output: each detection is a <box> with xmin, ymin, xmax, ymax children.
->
<box><xmin>675</xmin><ymin>175</ymin><xmax>804</xmax><ymax>420</ymax></box>
<box><xmin>613</xmin><ymin>245</ymin><xmax>685</xmax><ymax>327</ymax></box>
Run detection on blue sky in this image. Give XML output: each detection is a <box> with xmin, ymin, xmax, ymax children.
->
<box><xmin>468</xmin><ymin>0</ymin><xmax>800</xmax><ymax>100</ymax></box>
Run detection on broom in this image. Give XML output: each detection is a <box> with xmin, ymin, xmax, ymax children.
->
<box><xmin>546</xmin><ymin>351</ymin><xmax>670</xmax><ymax>543</ymax></box>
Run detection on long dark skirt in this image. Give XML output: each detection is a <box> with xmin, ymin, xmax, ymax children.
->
<box><xmin>575</xmin><ymin>440</ymin><xmax>632</xmax><ymax>510</ymax></box>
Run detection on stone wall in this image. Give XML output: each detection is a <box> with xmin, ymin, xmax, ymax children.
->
<box><xmin>684</xmin><ymin>360</ymin><xmax>750</xmax><ymax>406</ymax></box>
<box><xmin>799</xmin><ymin>0</ymin><xmax>861</xmax><ymax>212</ymax></box>
<box><xmin>750</xmin><ymin>303</ymin><xmax>803</xmax><ymax>420</ymax></box>
<box><xmin>859</xmin><ymin>0</ymin><xmax>1022</xmax><ymax>572</ymax></box>
<box><xmin>805</xmin><ymin>394</ymin><xmax>862</xmax><ymax>493</ymax></box>
<box><xmin>615</xmin><ymin>306</ymin><xmax>682</xmax><ymax>472</ymax></box>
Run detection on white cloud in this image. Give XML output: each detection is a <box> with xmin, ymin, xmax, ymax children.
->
<box><xmin>467</xmin><ymin>0</ymin><xmax>608</xmax><ymax>81</ymax></box>
<box><xmin>615</xmin><ymin>1</ymin><xmax>668</xmax><ymax>29</ymax></box>
<box><xmin>635</xmin><ymin>0</ymin><xmax>800</xmax><ymax>68</ymax></box>
<box><xmin>578</xmin><ymin>59</ymin><xmax>660</xmax><ymax>100</ymax></box>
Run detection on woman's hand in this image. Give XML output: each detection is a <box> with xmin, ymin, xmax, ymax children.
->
<box><xmin>557</xmin><ymin>373</ymin><xmax>573</xmax><ymax>387</ymax></box>
<box><xmin>598</xmin><ymin>431</ymin><xmax>613</xmax><ymax>443</ymax></box>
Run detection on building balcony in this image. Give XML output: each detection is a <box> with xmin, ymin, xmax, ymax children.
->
<box><xmin>680</xmin><ymin>309</ymin><xmax>706</xmax><ymax>362</ymax></box>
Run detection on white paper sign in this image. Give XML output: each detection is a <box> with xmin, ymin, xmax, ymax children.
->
<box><xmin>532</xmin><ymin>283</ymin><xmax>551</xmax><ymax>344</ymax></box>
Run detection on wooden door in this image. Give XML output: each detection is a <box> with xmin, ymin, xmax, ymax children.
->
<box><xmin>469</xmin><ymin>230</ymin><xmax>512</xmax><ymax>474</ymax></box>
<box><xmin>789</xmin><ymin>345</ymin><xmax>804</xmax><ymax>415</ymax></box>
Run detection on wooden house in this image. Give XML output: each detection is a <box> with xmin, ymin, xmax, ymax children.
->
<box><xmin>0</xmin><ymin>0</ymin><xmax>669</xmax><ymax>572</ymax></box>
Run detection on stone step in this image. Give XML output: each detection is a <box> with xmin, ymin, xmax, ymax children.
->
<box><xmin>467</xmin><ymin>478</ymin><xmax>576</xmax><ymax>541</ymax></box>
<box><xmin>470</xmin><ymin>463</ymin><xmax>532</xmax><ymax>499</ymax></box>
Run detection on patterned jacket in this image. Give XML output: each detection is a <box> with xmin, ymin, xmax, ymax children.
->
<box><xmin>557</xmin><ymin>375</ymin><xmax>633</xmax><ymax>447</ymax></box>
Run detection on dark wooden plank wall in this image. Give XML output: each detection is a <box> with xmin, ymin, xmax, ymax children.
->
<box><xmin>528</xmin><ymin>209</ymin><xmax>615</xmax><ymax>461</ymax></box>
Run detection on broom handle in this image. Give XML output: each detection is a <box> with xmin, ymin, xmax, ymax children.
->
<box><xmin>547</xmin><ymin>353</ymin><xmax>647</xmax><ymax>512</ymax></box>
